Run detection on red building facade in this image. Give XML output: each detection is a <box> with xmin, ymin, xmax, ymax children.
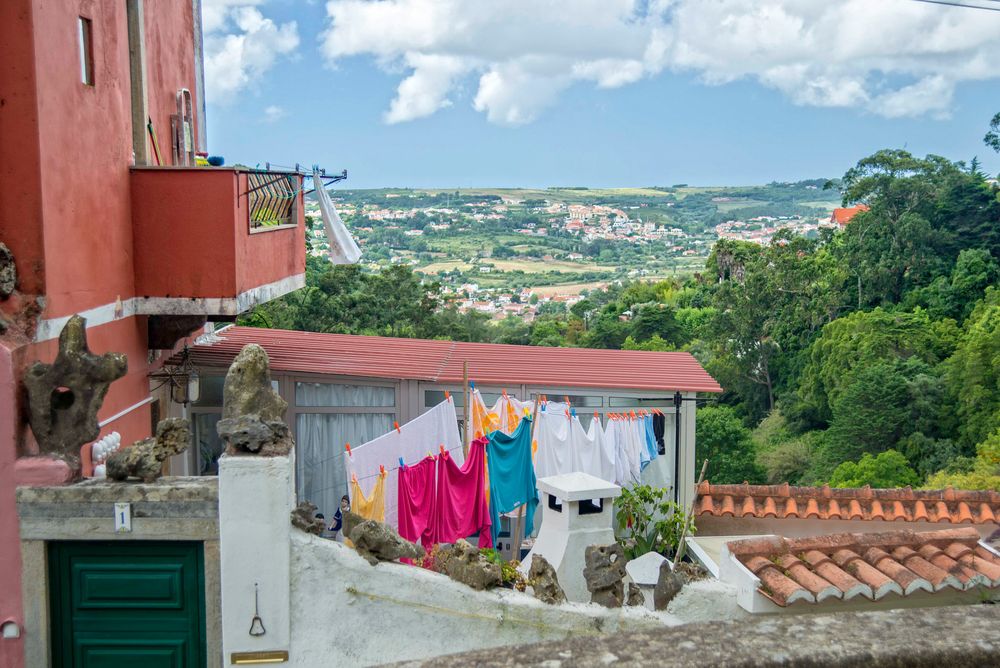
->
<box><xmin>0</xmin><ymin>2</ymin><xmax>304</xmax><ymax>665</ymax></box>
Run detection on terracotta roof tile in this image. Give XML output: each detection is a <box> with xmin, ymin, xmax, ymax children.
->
<box><xmin>697</xmin><ymin>482</ymin><xmax>1000</xmax><ymax>526</ymax></box>
<box><xmin>727</xmin><ymin>528</ymin><xmax>999</xmax><ymax>607</ymax></box>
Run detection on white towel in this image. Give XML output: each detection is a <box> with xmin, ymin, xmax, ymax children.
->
<box><xmin>313</xmin><ymin>167</ymin><xmax>361</xmax><ymax>265</ymax></box>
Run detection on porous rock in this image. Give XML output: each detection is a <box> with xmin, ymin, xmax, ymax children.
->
<box><xmin>106</xmin><ymin>418</ymin><xmax>190</xmax><ymax>483</ymax></box>
<box><xmin>291</xmin><ymin>501</ymin><xmax>326</xmax><ymax>535</ymax></box>
<box><xmin>528</xmin><ymin>554</ymin><xmax>566</xmax><ymax>604</ymax></box>
<box><xmin>216</xmin><ymin>344</ymin><xmax>292</xmax><ymax>456</ymax></box>
<box><xmin>627</xmin><ymin>582</ymin><xmax>645</xmax><ymax>607</ymax></box>
<box><xmin>435</xmin><ymin>540</ymin><xmax>502</xmax><ymax>591</ymax></box>
<box><xmin>23</xmin><ymin>315</ymin><xmax>127</xmax><ymax>466</ymax></box>
<box><xmin>654</xmin><ymin>561</ymin><xmax>684</xmax><ymax>611</ymax></box>
<box><xmin>0</xmin><ymin>242</ymin><xmax>15</xmax><ymax>297</ymax></box>
<box><xmin>583</xmin><ymin>543</ymin><xmax>627</xmax><ymax>608</ymax></box>
<box><xmin>344</xmin><ymin>510</ymin><xmax>424</xmax><ymax>566</ymax></box>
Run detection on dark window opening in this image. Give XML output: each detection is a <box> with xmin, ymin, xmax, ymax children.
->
<box><xmin>547</xmin><ymin>495</ymin><xmax>563</xmax><ymax>513</ymax></box>
<box><xmin>579</xmin><ymin>498</ymin><xmax>604</xmax><ymax>515</ymax></box>
<box><xmin>78</xmin><ymin>17</ymin><xmax>94</xmax><ymax>85</ymax></box>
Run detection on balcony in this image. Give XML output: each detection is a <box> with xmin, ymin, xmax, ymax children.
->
<box><xmin>130</xmin><ymin>166</ymin><xmax>306</xmax><ymax>317</ymax></box>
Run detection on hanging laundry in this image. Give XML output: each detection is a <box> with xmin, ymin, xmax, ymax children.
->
<box><xmin>435</xmin><ymin>438</ymin><xmax>492</xmax><ymax>548</ymax></box>
<box><xmin>470</xmin><ymin>389</ymin><xmax>501</xmax><ymax>439</ymax></box>
<box><xmin>350</xmin><ymin>471</ymin><xmax>386</xmax><ymax>523</ymax></box>
<box><xmin>575</xmin><ymin>417</ymin><xmax>615</xmax><ymax>483</ymax></box>
<box><xmin>643</xmin><ymin>413</ymin><xmax>659</xmax><ymax>464</ymax></box>
<box><xmin>346</xmin><ymin>398</ymin><xmax>463</xmax><ymax>530</ymax></box>
<box><xmin>653</xmin><ymin>411</ymin><xmax>666</xmax><ymax>456</ymax></box>
<box><xmin>487</xmin><ymin>417</ymin><xmax>538</xmax><ymax>547</ymax></box>
<box><xmin>398</xmin><ymin>456</ymin><xmax>437</xmax><ymax>552</ymax></box>
<box><xmin>534</xmin><ymin>402</ymin><xmax>572</xmax><ymax>479</ymax></box>
<box><xmin>614</xmin><ymin>417</ymin><xmax>642</xmax><ymax>485</ymax></box>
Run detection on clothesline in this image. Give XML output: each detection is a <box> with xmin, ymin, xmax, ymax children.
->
<box><xmin>349</xmin><ymin>443</ymin><xmax>467</xmax><ymax>483</ymax></box>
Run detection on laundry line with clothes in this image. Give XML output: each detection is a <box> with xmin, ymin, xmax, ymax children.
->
<box><xmin>337</xmin><ymin>388</ymin><xmax>673</xmax><ymax>553</ymax></box>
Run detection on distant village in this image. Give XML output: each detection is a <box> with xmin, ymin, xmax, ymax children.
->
<box><xmin>302</xmin><ymin>192</ymin><xmax>848</xmax><ymax>321</ymax></box>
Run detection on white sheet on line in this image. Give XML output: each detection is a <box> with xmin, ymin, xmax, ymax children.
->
<box><xmin>344</xmin><ymin>398</ymin><xmax>463</xmax><ymax>530</ymax></box>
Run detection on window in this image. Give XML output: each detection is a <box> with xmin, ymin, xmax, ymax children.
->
<box><xmin>78</xmin><ymin>17</ymin><xmax>94</xmax><ymax>85</ymax></box>
<box><xmin>296</xmin><ymin>382</ymin><xmax>394</xmax><ymax>408</ymax></box>
<box><xmin>609</xmin><ymin>396</ymin><xmax>671</xmax><ymax>408</ymax></box>
<box><xmin>531</xmin><ymin>393</ymin><xmax>603</xmax><ymax>408</ymax></box>
<box><xmin>424</xmin><ymin>389</ymin><xmax>502</xmax><ymax>409</ymax></box>
<box><xmin>193</xmin><ymin>412</ymin><xmax>223</xmax><ymax>475</ymax></box>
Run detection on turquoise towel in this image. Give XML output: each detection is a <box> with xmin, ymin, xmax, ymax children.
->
<box><xmin>486</xmin><ymin>417</ymin><xmax>539</xmax><ymax>547</ymax></box>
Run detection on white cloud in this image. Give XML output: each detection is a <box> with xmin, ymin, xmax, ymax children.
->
<box><xmin>320</xmin><ymin>0</ymin><xmax>1000</xmax><ymax>125</ymax></box>
<box><xmin>203</xmin><ymin>1</ymin><xmax>299</xmax><ymax>104</ymax></box>
<box><xmin>263</xmin><ymin>105</ymin><xmax>286</xmax><ymax>122</ymax></box>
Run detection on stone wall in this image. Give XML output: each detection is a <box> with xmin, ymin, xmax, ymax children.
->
<box><xmin>395</xmin><ymin>604</ymin><xmax>1000</xmax><ymax>667</ymax></box>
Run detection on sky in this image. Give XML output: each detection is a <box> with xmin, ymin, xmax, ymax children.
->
<box><xmin>202</xmin><ymin>0</ymin><xmax>1000</xmax><ymax>189</ymax></box>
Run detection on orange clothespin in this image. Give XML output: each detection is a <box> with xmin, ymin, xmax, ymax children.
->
<box><xmin>351</xmin><ymin>472</ymin><xmax>358</xmax><ymax>484</ymax></box>
<box><xmin>345</xmin><ymin>443</ymin><xmax>352</xmax><ymax>456</ymax></box>
<box><xmin>630</xmin><ymin>410</ymin><xmax>637</xmax><ymax>420</ymax></box>
<box><xmin>564</xmin><ymin>395</ymin><xmax>571</xmax><ymax>406</ymax></box>
<box><xmin>444</xmin><ymin>390</ymin><xmax>451</xmax><ymax>401</ymax></box>
<box><xmin>594</xmin><ymin>411</ymin><xmax>599</xmax><ymax>419</ymax></box>
<box><xmin>394</xmin><ymin>421</ymin><xmax>401</xmax><ymax>434</ymax></box>
<box><xmin>440</xmin><ymin>444</ymin><xmax>446</xmax><ymax>456</ymax></box>
<box><xmin>502</xmin><ymin>389</ymin><xmax>508</xmax><ymax>398</ymax></box>
<box><xmin>379</xmin><ymin>464</ymin><xmax>386</xmax><ymax>477</ymax></box>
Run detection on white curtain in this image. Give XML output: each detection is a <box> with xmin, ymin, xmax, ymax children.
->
<box><xmin>296</xmin><ymin>382</ymin><xmax>394</xmax><ymax>407</ymax></box>
<box><xmin>296</xmin><ymin>412</ymin><xmax>395</xmax><ymax>519</ymax></box>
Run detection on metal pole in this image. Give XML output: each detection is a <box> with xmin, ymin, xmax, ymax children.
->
<box><xmin>463</xmin><ymin>361</ymin><xmax>470</xmax><ymax>459</ymax></box>
<box><xmin>673</xmin><ymin>391</ymin><xmax>682</xmax><ymax>504</ymax></box>
<box><xmin>511</xmin><ymin>397</ymin><xmax>540</xmax><ymax>561</ymax></box>
<box><xmin>672</xmin><ymin>458</ymin><xmax>709</xmax><ymax>569</ymax></box>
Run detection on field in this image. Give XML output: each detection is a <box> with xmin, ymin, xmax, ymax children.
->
<box><xmin>489</xmin><ymin>259</ymin><xmax>615</xmax><ymax>274</ymax></box>
<box><xmin>529</xmin><ymin>281</ymin><xmax>610</xmax><ymax>296</ymax></box>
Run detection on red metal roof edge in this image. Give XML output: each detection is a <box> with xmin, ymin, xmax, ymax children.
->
<box><xmin>183</xmin><ymin>326</ymin><xmax>724</xmax><ymax>392</ymax></box>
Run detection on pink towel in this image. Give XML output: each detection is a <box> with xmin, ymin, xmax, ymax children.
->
<box><xmin>435</xmin><ymin>438</ymin><xmax>493</xmax><ymax>548</ymax></box>
<box><xmin>398</xmin><ymin>457</ymin><xmax>437</xmax><ymax>552</ymax></box>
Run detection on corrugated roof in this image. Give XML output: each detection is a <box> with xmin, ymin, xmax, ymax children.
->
<box><xmin>728</xmin><ymin>528</ymin><xmax>1000</xmax><ymax>607</ymax></box>
<box><xmin>184</xmin><ymin>326</ymin><xmax>723</xmax><ymax>392</ymax></box>
<box><xmin>696</xmin><ymin>481</ymin><xmax>1000</xmax><ymax>524</ymax></box>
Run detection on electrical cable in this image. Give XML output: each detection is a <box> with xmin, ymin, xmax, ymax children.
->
<box><xmin>908</xmin><ymin>0</ymin><xmax>1000</xmax><ymax>11</ymax></box>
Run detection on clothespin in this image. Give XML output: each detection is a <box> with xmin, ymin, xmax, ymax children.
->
<box><xmin>398</xmin><ymin>457</ymin><xmax>405</xmax><ymax>468</ymax></box>
<box><xmin>351</xmin><ymin>472</ymin><xmax>358</xmax><ymax>484</ymax></box>
<box><xmin>470</xmin><ymin>380</ymin><xmax>476</xmax><ymax>390</ymax></box>
<box><xmin>594</xmin><ymin>411</ymin><xmax>599</xmax><ymax>419</ymax></box>
<box><xmin>524</xmin><ymin>406</ymin><xmax>531</xmax><ymax>417</ymax></box>
<box><xmin>345</xmin><ymin>443</ymin><xmax>352</xmax><ymax>456</ymax></box>
<box><xmin>541</xmin><ymin>403</ymin><xmax>546</xmax><ymax>413</ymax></box>
<box><xmin>630</xmin><ymin>410</ymin><xmax>637</xmax><ymax>420</ymax></box>
<box><xmin>564</xmin><ymin>395</ymin><xmax>571</xmax><ymax>406</ymax></box>
<box><xmin>502</xmin><ymin>389</ymin><xmax>508</xmax><ymax>398</ymax></box>
<box><xmin>571</xmin><ymin>408</ymin><xmax>577</xmax><ymax>418</ymax></box>
<box><xmin>439</xmin><ymin>444</ymin><xmax>446</xmax><ymax>456</ymax></box>
<box><xmin>394</xmin><ymin>421</ymin><xmax>401</xmax><ymax>434</ymax></box>
<box><xmin>379</xmin><ymin>464</ymin><xmax>386</xmax><ymax>477</ymax></box>
<box><xmin>444</xmin><ymin>390</ymin><xmax>450</xmax><ymax>401</ymax></box>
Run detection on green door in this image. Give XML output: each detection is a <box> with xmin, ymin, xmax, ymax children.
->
<box><xmin>48</xmin><ymin>541</ymin><xmax>207</xmax><ymax>668</ymax></box>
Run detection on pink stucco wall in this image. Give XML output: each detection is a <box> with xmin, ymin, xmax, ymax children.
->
<box><xmin>0</xmin><ymin>343</ymin><xmax>23</xmax><ymax>666</ymax></box>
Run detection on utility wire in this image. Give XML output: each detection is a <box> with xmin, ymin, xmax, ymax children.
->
<box><xmin>908</xmin><ymin>0</ymin><xmax>1000</xmax><ymax>11</ymax></box>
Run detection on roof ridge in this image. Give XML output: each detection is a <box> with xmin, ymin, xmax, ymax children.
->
<box><xmin>701</xmin><ymin>482</ymin><xmax>1000</xmax><ymax>503</ymax></box>
<box><xmin>433</xmin><ymin>339</ymin><xmax>459</xmax><ymax>383</ymax></box>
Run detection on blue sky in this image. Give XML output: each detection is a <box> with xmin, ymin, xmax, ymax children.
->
<box><xmin>203</xmin><ymin>1</ymin><xmax>1000</xmax><ymax>189</ymax></box>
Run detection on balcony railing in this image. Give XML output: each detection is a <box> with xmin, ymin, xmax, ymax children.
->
<box><xmin>245</xmin><ymin>170</ymin><xmax>300</xmax><ymax>230</ymax></box>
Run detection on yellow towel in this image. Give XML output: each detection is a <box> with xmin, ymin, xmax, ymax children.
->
<box><xmin>350</xmin><ymin>472</ymin><xmax>386</xmax><ymax>523</ymax></box>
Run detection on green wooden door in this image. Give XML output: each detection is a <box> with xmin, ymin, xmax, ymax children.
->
<box><xmin>48</xmin><ymin>541</ymin><xmax>207</xmax><ymax>668</ymax></box>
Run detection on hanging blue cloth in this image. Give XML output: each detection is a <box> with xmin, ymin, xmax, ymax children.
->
<box><xmin>486</xmin><ymin>417</ymin><xmax>538</xmax><ymax>547</ymax></box>
<box><xmin>643</xmin><ymin>414</ymin><xmax>659</xmax><ymax>466</ymax></box>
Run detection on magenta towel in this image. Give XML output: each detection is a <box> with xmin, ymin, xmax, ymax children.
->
<box><xmin>398</xmin><ymin>456</ymin><xmax>437</xmax><ymax>552</ymax></box>
<box><xmin>435</xmin><ymin>438</ymin><xmax>493</xmax><ymax>548</ymax></box>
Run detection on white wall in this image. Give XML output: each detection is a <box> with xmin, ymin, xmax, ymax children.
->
<box><xmin>288</xmin><ymin>531</ymin><xmax>675</xmax><ymax>667</ymax></box>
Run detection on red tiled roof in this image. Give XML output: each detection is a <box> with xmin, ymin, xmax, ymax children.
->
<box><xmin>727</xmin><ymin>528</ymin><xmax>1000</xmax><ymax>607</ymax></box>
<box><xmin>696</xmin><ymin>481</ymin><xmax>1000</xmax><ymax>525</ymax></box>
<box><xmin>186</xmin><ymin>326</ymin><xmax>723</xmax><ymax>392</ymax></box>
<box><xmin>831</xmin><ymin>204</ymin><xmax>869</xmax><ymax>225</ymax></box>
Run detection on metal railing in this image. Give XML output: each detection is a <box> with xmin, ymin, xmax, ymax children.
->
<box><xmin>245</xmin><ymin>171</ymin><xmax>300</xmax><ymax>230</ymax></box>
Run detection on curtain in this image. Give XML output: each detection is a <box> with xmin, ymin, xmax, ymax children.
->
<box><xmin>296</xmin><ymin>382</ymin><xmax>394</xmax><ymax>407</ymax></box>
<box><xmin>296</xmin><ymin>412</ymin><xmax>395</xmax><ymax>519</ymax></box>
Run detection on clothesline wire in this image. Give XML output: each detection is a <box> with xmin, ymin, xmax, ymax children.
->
<box><xmin>348</xmin><ymin>443</ymin><xmax>468</xmax><ymax>483</ymax></box>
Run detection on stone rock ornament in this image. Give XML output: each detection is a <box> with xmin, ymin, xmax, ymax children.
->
<box><xmin>290</xmin><ymin>501</ymin><xmax>326</xmax><ymax>535</ymax></box>
<box><xmin>582</xmin><ymin>543</ymin><xmax>627</xmax><ymax>608</ymax></box>
<box><xmin>24</xmin><ymin>315</ymin><xmax>127</xmax><ymax>465</ymax></box>
<box><xmin>653</xmin><ymin>561</ymin><xmax>683</xmax><ymax>611</ymax></box>
<box><xmin>0</xmin><ymin>242</ymin><xmax>15</xmax><ymax>297</ymax></box>
<box><xmin>216</xmin><ymin>344</ymin><xmax>293</xmax><ymax>456</ymax></box>
<box><xmin>105</xmin><ymin>418</ymin><xmax>190</xmax><ymax>482</ymax></box>
<box><xmin>528</xmin><ymin>554</ymin><xmax>567</xmax><ymax>605</ymax></box>
<box><xmin>434</xmin><ymin>540</ymin><xmax>503</xmax><ymax>591</ymax></box>
<box><xmin>626</xmin><ymin>582</ymin><xmax>645</xmax><ymax>607</ymax></box>
<box><xmin>343</xmin><ymin>510</ymin><xmax>425</xmax><ymax>566</ymax></box>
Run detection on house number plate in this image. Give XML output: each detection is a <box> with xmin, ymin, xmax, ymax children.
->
<box><xmin>114</xmin><ymin>502</ymin><xmax>132</xmax><ymax>533</ymax></box>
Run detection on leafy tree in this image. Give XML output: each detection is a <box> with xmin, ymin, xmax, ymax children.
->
<box><xmin>829</xmin><ymin>450</ymin><xmax>921</xmax><ymax>489</ymax></box>
<box><xmin>622</xmin><ymin>335</ymin><xmax>675</xmax><ymax>352</ymax></box>
<box><xmin>986</xmin><ymin>112</ymin><xmax>1000</xmax><ymax>153</ymax></box>
<box><xmin>696</xmin><ymin>406</ymin><xmax>765</xmax><ymax>484</ymax></box>
<box><xmin>757</xmin><ymin>438</ymin><xmax>813</xmax><ymax>485</ymax></box>
<box><xmin>943</xmin><ymin>287</ymin><xmax>1000</xmax><ymax>449</ymax></box>
<box><xmin>926</xmin><ymin>428</ymin><xmax>1000</xmax><ymax>491</ymax></box>
<box><xmin>822</xmin><ymin>362</ymin><xmax>912</xmax><ymax>463</ymax></box>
